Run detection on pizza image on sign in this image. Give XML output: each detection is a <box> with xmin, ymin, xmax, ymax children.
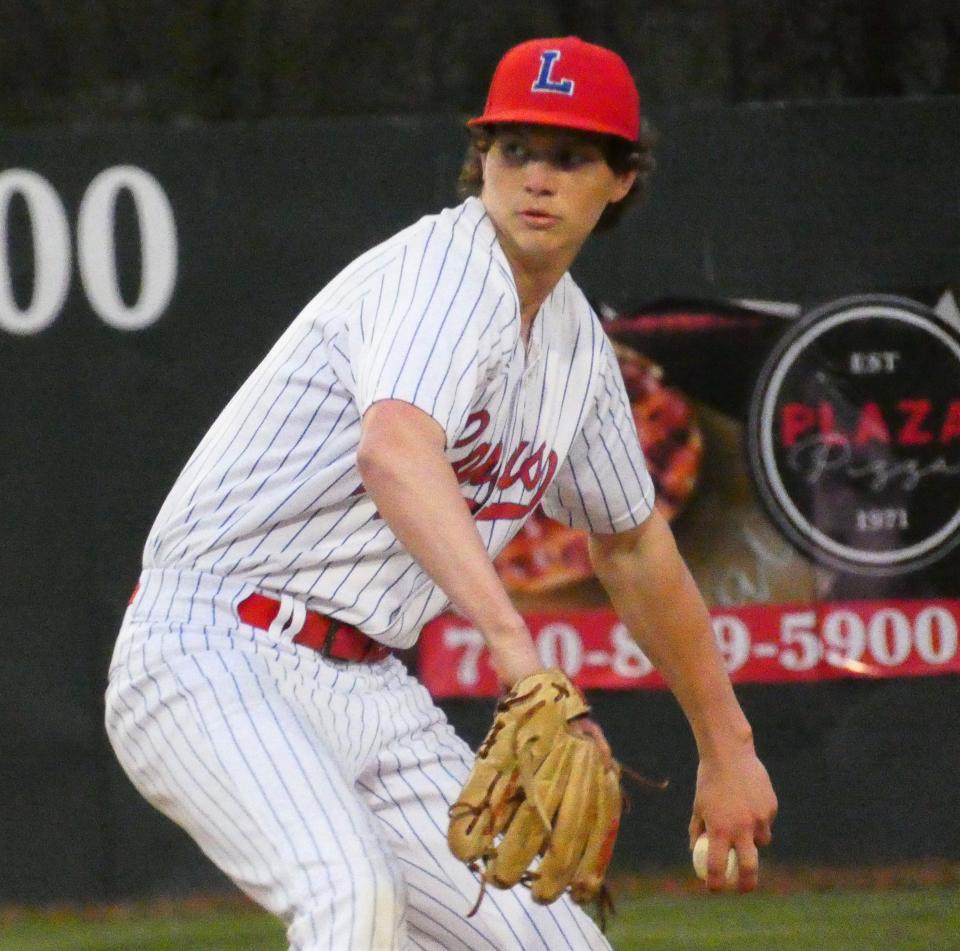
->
<box><xmin>494</xmin><ymin>341</ymin><xmax>703</xmax><ymax>593</ymax></box>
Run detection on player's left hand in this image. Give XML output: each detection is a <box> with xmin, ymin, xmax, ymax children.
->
<box><xmin>447</xmin><ymin>670</ymin><xmax>622</xmax><ymax>916</ymax></box>
<box><xmin>688</xmin><ymin>744</ymin><xmax>777</xmax><ymax>893</ymax></box>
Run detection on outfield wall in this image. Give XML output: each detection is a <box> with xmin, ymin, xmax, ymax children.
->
<box><xmin>1</xmin><ymin>98</ymin><xmax>958</xmax><ymax>901</ymax></box>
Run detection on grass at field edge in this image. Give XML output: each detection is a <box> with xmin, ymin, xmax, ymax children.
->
<box><xmin>4</xmin><ymin>860</ymin><xmax>960</xmax><ymax>924</ymax></box>
<box><xmin>612</xmin><ymin>858</ymin><xmax>960</xmax><ymax>896</ymax></box>
<box><xmin>4</xmin><ymin>877</ymin><xmax>960</xmax><ymax>951</ymax></box>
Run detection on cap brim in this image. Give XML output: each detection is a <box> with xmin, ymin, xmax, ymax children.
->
<box><xmin>466</xmin><ymin>109</ymin><xmax>638</xmax><ymax>144</ymax></box>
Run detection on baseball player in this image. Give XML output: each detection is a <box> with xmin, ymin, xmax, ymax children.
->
<box><xmin>105</xmin><ymin>36</ymin><xmax>776</xmax><ymax>950</ymax></box>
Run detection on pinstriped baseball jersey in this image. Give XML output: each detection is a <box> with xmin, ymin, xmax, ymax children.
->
<box><xmin>144</xmin><ymin>196</ymin><xmax>654</xmax><ymax>647</ymax></box>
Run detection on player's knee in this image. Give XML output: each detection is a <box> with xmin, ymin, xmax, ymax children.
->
<box><xmin>286</xmin><ymin>853</ymin><xmax>409</xmax><ymax>950</ymax></box>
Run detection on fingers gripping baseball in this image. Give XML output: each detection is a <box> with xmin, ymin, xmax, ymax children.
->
<box><xmin>689</xmin><ymin>749</ymin><xmax>778</xmax><ymax>892</ymax></box>
<box><xmin>447</xmin><ymin>670</ymin><xmax>622</xmax><ymax>916</ymax></box>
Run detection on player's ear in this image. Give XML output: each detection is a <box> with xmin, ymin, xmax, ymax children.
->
<box><xmin>609</xmin><ymin>168</ymin><xmax>637</xmax><ymax>204</ymax></box>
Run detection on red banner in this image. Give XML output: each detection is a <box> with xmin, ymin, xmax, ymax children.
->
<box><xmin>418</xmin><ymin>599</ymin><xmax>960</xmax><ymax>698</ymax></box>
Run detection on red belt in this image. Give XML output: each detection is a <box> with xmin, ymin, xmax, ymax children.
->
<box><xmin>236</xmin><ymin>592</ymin><xmax>391</xmax><ymax>663</ymax></box>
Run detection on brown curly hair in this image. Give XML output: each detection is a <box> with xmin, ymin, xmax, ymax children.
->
<box><xmin>457</xmin><ymin>123</ymin><xmax>657</xmax><ymax>233</ymax></box>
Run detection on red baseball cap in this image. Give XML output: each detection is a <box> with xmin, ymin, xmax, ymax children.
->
<box><xmin>468</xmin><ymin>37</ymin><xmax>640</xmax><ymax>143</ymax></box>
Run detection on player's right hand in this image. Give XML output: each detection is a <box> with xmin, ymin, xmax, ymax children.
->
<box><xmin>688</xmin><ymin>744</ymin><xmax>777</xmax><ymax>893</ymax></box>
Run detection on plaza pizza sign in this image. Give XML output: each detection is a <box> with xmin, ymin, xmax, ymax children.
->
<box><xmin>747</xmin><ymin>295</ymin><xmax>960</xmax><ymax>575</ymax></box>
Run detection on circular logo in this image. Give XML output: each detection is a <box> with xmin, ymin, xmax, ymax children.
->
<box><xmin>747</xmin><ymin>295</ymin><xmax>960</xmax><ymax>575</ymax></box>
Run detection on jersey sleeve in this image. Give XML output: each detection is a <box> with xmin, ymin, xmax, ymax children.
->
<box><xmin>540</xmin><ymin>334</ymin><xmax>656</xmax><ymax>533</ymax></box>
<box><xmin>352</xmin><ymin>215</ymin><xmax>510</xmax><ymax>445</ymax></box>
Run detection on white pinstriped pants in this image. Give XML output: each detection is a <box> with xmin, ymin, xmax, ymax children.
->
<box><xmin>105</xmin><ymin>569</ymin><xmax>611</xmax><ymax>951</ymax></box>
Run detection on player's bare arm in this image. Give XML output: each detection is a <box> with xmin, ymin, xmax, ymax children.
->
<box><xmin>358</xmin><ymin>398</ymin><xmax>541</xmax><ymax>687</ymax></box>
<box><xmin>588</xmin><ymin>511</ymin><xmax>778</xmax><ymax>892</ymax></box>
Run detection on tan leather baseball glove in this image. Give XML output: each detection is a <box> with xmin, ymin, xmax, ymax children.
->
<box><xmin>447</xmin><ymin>670</ymin><xmax>621</xmax><ymax>919</ymax></box>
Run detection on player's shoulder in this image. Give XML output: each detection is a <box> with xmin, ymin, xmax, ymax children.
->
<box><xmin>348</xmin><ymin>197</ymin><xmax>505</xmax><ymax>286</ymax></box>
<box><xmin>416</xmin><ymin>197</ymin><xmax>507</xmax><ymax>279</ymax></box>
<box><xmin>558</xmin><ymin>273</ymin><xmax>598</xmax><ymax>319</ymax></box>
<box><xmin>549</xmin><ymin>273</ymin><xmax>609</xmax><ymax>353</ymax></box>
<box><xmin>404</xmin><ymin>197</ymin><xmax>518</xmax><ymax>326</ymax></box>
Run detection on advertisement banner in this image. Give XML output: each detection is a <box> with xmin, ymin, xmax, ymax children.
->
<box><xmin>419</xmin><ymin>599</ymin><xmax>960</xmax><ymax>697</ymax></box>
<box><xmin>1</xmin><ymin>104</ymin><xmax>959</xmax><ymax>895</ymax></box>
<box><xmin>418</xmin><ymin>292</ymin><xmax>960</xmax><ymax>697</ymax></box>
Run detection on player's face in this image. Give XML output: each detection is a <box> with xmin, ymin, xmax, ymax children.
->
<box><xmin>480</xmin><ymin>125</ymin><xmax>636</xmax><ymax>270</ymax></box>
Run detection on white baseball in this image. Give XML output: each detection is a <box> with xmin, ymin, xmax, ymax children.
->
<box><xmin>692</xmin><ymin>833</ymin><xmax>739</xmax><ymax>884</ymax></box>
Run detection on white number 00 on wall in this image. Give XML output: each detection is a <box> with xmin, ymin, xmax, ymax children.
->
<box><xmin>0</xmin><ymin>166</ymin><xmax>177</xmax><ymax>334</ymax></box>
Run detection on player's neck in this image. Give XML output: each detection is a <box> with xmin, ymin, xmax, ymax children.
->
<box><xmin>517</xmin><ymin>283</ymin><xmax>550</xmax><ymax>345</ymax></box>
<box><xmin>484</xmin><ymin>201</ymin><xmax>582</xmax><ymax>325</ymax></box>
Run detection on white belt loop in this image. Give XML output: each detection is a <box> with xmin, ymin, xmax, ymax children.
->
<box><xmin>286</xmin><ymin>599</ymin><xmax>308</xmax><ymax>639</ymax></box>
<box><xmin>267</xmin><ymin>593</ymin><xmax>308</xmax><ymax>640</ymax></box>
